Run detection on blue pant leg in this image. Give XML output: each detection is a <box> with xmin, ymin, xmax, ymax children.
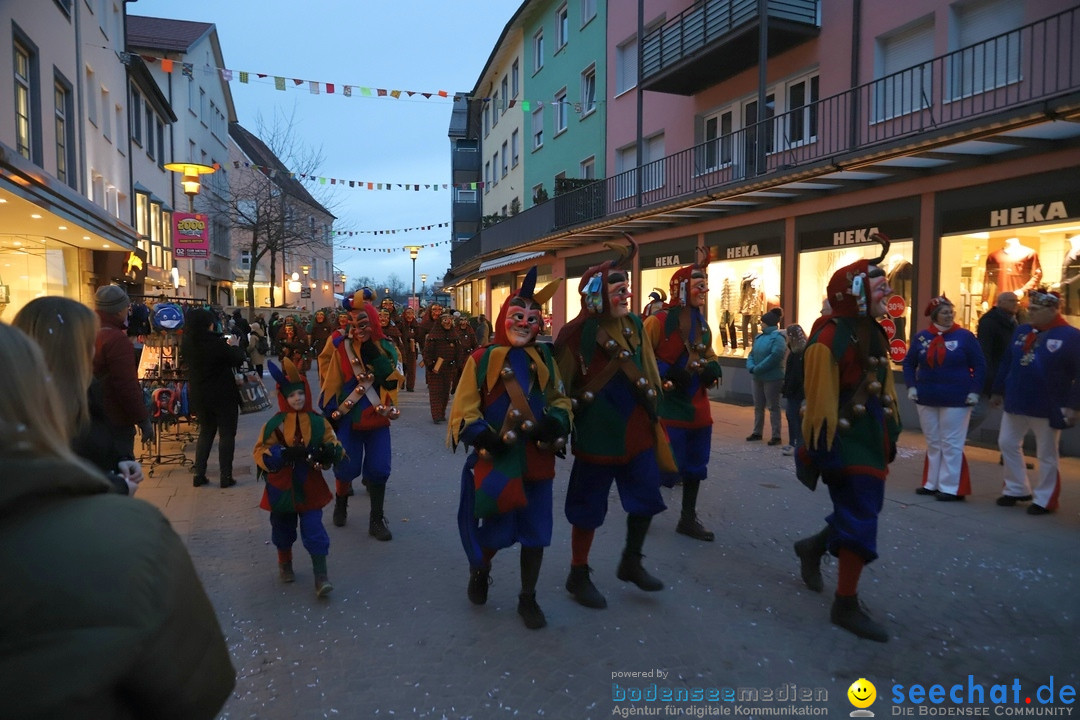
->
<box><xmin>826</xmin><ymin>472</ymin><xmax>885</xmax><ymax>563</ymax></box>
<box><xmin>334</xmin><ymin>426</ymin><xmax>366</xmax><ymax>486</ymax></box>
<box><xmin>298</xmin><ymin>509</ymin><xmax>330</xmax><ymax>557</ymax></box>
<box><xmin>476</xmin><ymin>479</ymin><xmax>553</xmax><ymax>549</ymax></box>
<box><xmin>565</xmin><ymin>459</ymin><xmax>614</xmax><ymax>530</ymax></box>
<box><xmin>361</xmin><ymin>426</ymin><xmax>392</xmax><ymax>486</ymax></box>
<box><xmin>673</xmin><ymin>426</ymin><xmax>710</xmax><ymax>483</ymax></box>
<box><xmin>270</xmin><ymin>511</ymin><xmax>299</xmax><ymax>550</ymax></box>
<box><xmin>613</xmin><ymin>449</ymin><xmax>667</xmax><ymax>517</ymax></box>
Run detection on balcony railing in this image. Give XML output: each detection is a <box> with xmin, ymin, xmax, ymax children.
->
<box><xmin>453</xmin><ymin>7</ymin><xmax>1080</xmax><ymax>268</ymax></box>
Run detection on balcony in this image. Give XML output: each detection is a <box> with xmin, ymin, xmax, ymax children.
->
<box><xmin>641</xmin><ymin>0</ymin><xmax>820</xmax><ymax>96</ymax></box>
<box><xmin>452</xmin><ymin>148</ymin><xmax>481</xmax><ymax>173</ymax></box>
<box><xmin>452</xmin><ymin>7</ymin><xmax>1080</xmax><ymax>270</ymax></box>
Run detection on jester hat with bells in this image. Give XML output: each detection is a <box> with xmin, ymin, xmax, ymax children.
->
<box><xmin>825</xmin><ymin>232</ymin><xmax>891</xmax><ymax>320</ymax></box>
<box><xmin>493</xmin><ymin>265</ymin><xmax>562</xmax><ymax>346</ymax></box>
<box><xmin>577</xmin><ymin>233</ymin><xmax>638</xmax><ymax>316</ymax></box>
<box><xmin>341</xmin><ymin>288</ymin><xmax>387</xmax><ymax>342</ymax></box>
<box><xmin>667</xmin><ymin>247</ymin><xmax>710</xmax><ymax>307</ymax></box>
<box><xmin>268</xmin><ymin>357</ymin><xmax>313</xmax><ymax>413</ymax></box>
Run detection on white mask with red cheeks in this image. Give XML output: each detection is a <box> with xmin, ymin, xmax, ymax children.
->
<box><xmin>868</xmin><ymin>273</ymin><xmax>892</xmax><ymax>318</ymax></box>
<box><xmin>688</xmin><ymin>271</ymin><xmax>708</xmax><ymax>309</ymax></box>
<box><xmin>505</xmin><ymin>304</ymin><xmax>542</xmax><ymax>347</ymax></box>
<box><xmin>607</xmin><ymin>275</ymin><xmax>632</xmax><ymax>319</ymax></box>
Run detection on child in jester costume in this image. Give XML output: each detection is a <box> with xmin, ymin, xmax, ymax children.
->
<box><xmin>449</xmin><ymin>266</ymin><xmax>572</xmax><ymax>630</ymax></box>
<box><xmin>318</xmin><ymin>289</ymin><xmax>404</xmax><ymax>541</ymax></box>
<box><xmin>554</xmin><ymin>235</ymin><xmax>675</xmax><ymax>610</ymax></box>
<box><xmin>643</xmin><ymin>250</ymin><xmax>723</xmax><ymax>542</ymax></box>
<box><xmin>253</xmin><ymin>358</ymin><xmax>344</xmax><ymax>597</ymax></box>
<box><xmin>793</xmin><ymin>232</ymin><xmax>901</xmax><ymax>643</ymax></box>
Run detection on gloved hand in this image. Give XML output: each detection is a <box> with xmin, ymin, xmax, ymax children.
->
<box><xmin>138</xmin><ymin>418</ymin><xmax>155</xmax><ymax>446</ymax></box>
<box><xmin>282</xmin><ymin>445</ymin><xmax>310</xmax><ymax>465</ymax></box>
<box><xmin>907</xmin><ymin>387</ymin><xmax>918</xmax><ymax>402</ymax></box>
<box><xmin>533</xmin><ymin>414</ymin><xmax>564</xmax><ymax>444</ymax></box>
<box><xmin>699</xmin><ymin>363</ymin><xmax>722</xmax><ymax>389</ymax></box>
<box><xmin>313</xmin><ymin>444</ymin><xmax>339</xmax><ymax>468</ymax></box>
<box><xmin>471</xmin><ymin>427</ymin><xmax>507</xmax><ymax>455</ymax></box>
<box><xmin>664</xmin><ymin>366</ymin><xmax>692</xmax><ymax>394</ymax></box>
<box><xmin>965</xmin><ymin>393</ymin><xmax>980</xmax><ymax>406</ymax></box>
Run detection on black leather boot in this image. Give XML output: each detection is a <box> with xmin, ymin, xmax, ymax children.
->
<box><xmin>831</xmin><ymin>594</ymin><xmax>888</xmax><ymax>642</ymax></box>
<box><xmin>793</xmin><ymin>526</ymin><xmax>830</xmax><ymax>593</ymax></box>
<box><xmin>467</xmin><ymin>565</ymin><xmax>491</xmax><ymax>605</ymax></box>
<box><xmin>517</xmin><ymin>592</ymin><xmax>547</xmax><ymax>630</ymax></box>
<box><xmin>193</xmin><ymin>474</ymin><xmax>209</xmax><ymax>487</ymax></box>
<box><xmin>367</xmin><ymin>483</ymin><xmax>392</xmax><ymax>541</ymax></box>
<box><xmin>332</xmin><ymin>495</ymin><xmax>348</xmax><ymax>527</ymax></box>
<box><xmin>616</xmin><ymin>551</ymin><xmax>664</xmax><ymax>591</ymax></box>
<box><xmin>219</xmin><ymin>475</ymin><xmax>236</xmax><ymax>489</ymax></box>
<box><xmin>565</xmin><ymin>565</ymin><xmax>607</xmax><ymax>608</ymax></box>
<box><xmin>676</xmin><ymin>479</ymin><xmax>715</xmax><ymax>541</ymax></box>
<box><xmin>278</xmin><ymin>561</ymin><xmax>295</xmax><ymax>583</ymax></box>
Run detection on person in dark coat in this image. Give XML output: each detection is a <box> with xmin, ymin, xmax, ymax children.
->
<box><xmin>230</xmin><ymin>309</ymin><xmax>251</xmax><ymax>351</ymax></box>
<box><xmin>308</xmin><ymin>309</ymin><xmax>336</xmax><ymax>357</ymax></box>
<box><xmin>399</xmin><ymin>306</ymin><xmax>421</xmax><ymax>391</ymax></box>
<box><xmin>0</xmin><ymin>322</ymin><xmax>236</xmax><ymax>720</ymax></box>
<box><xmin>182</xmin><ymin>307</ymin><xmax>248</xmax><ymax>488</ymax></box>
<box><xmin>423</xmin><ymin>312</ymin><xmax>462</xmax><ymax>422</ymax></box>
<box><xmin>969</xmin><ymin>292</ymin><xmax>1020</xmax><ymax>440</ymax></box>
<box><xmin>93</xmin><ymin>284</ymin><xmax>154</xmax><ymax>456</ymax></box>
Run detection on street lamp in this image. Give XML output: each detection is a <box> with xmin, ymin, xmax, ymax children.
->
<box><xmin>420</xmin><ymin>273</ymin><xmax>428</xmax><ymax>302</ymax></box>
<box><xmin>405</xmin><ymin>245</ymin><xmax>421</xmax><ymax>307</ymax></box>
<box><xmin>163</xmin><ymin>161</ymin><xmax>217</xmax><ymax>212</ymax></box>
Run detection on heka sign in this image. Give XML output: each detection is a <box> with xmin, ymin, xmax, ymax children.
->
<box><xmin>173</xmin><ymin>212</ymin><xmax>210</xmax><ymax>259</ymax></box>
<box><xmin>833</xmin><ymin>227</ymin><xmax>880</xmax><ymax>246</ymax></box>
<box><xmin>726</xmin><ymin>244</ymin><xmax>760</xmax><ymax>259</ymax></box>
<box><xmin>653</xmin><ymin>255</ymin><xmax>681</xmax><ymax>268</ymax></box>
<box><xmin>989</xmin><ymin>202</ymin><xmax>1068</xmax><ymax>228</ymax></box>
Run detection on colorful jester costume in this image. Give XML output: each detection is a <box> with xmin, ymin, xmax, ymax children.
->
<box><xmin>318</xmin><ymin>290</ymin><xmax>404</xmax><ymax>541</ymax></box>
<box><xmin>554</xmin><ymin>235</ymin><xmax>674</xmax><ymax>610</ymax></box>
<box><xmin>448</xmin><ymin>267</ymin><xmax>570</xmax><ymax>629</ymax></box>
<box><xmin>643</xmin><ymin>251</ymin><xmax>723</xmax><ymax>542</ymax></box>
<box><xmin>253</xmin><ymin>358</ymin><xmax>344</xmax><ymax>597</ymax></box>
<box><xmin>793</xmin><ymin>233</ymin><xmax>901</xmax><ymax>643</ymax></box>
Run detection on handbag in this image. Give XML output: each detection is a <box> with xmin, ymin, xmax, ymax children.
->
<box><xmin>237</xmin><ymin>368</ymin><xmax>272</xmax><ymax>414</ymax></box>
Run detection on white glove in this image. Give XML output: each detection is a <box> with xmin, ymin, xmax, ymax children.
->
<box><xmin>117</xmin><ymin>460</ymin><xmax>144</xmax><ymax>496</ymax></box>
<box><xmin>907</xmin><ymin>387</ymin><xmax>918</xmax><ymax>402</ymax></box>
<box><xmin>965</xmin><ymin>393</ymin><xmax>980</xmax><ymax>406</ymax></box>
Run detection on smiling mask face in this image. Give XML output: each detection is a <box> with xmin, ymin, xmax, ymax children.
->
<box><xmin>504</xmin><ymin>299</ymin><xmax>542</xmax><ymax>347</ymax></box>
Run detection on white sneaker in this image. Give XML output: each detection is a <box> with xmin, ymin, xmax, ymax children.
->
<box><xmin>781</xmin><ymin>445</ymin><xmax>795</xmax><ymax>456</ymax></box>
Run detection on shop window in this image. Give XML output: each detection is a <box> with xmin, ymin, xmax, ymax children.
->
<box><xmin>135</xmin><ymin>191</ymin><xmax>149</xmax><ymax>253</ymax></box>
<box><xmin>708</xmin><ymin>255</ymin><xmax>783</xmax><ymax>355</ymax></box>
<box><xmin>150</xmin><ymin>201</ymin><xmax>162</xmax><ymax>268</ymax></box>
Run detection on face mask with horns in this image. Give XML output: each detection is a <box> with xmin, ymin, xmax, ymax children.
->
<box><xmin>579</xmin><ymin>233</ymin><xmax>637</xmax><ymax>316</ymax></box>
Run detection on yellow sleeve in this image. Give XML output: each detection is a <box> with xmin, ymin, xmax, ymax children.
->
<box><xmin>252</xmin><ymin>422</ymin><xmax>279</xmax><ymax>472</ymax></box>
<box><xmin>447</xmin><ymin>353</ymin><xmax>485</xmax><ymax>449</ymax></box>
<box><xmin>642</xmin><ymin>314</ymin><xmax>663</xmax><ymax>352</ymax></box>
<box><xmin>802</xmin><ymin>342</ymin><xmax>840</xmax><ymax>451</ymax></box>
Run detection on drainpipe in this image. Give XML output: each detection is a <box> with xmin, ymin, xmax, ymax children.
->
<box><xmin>756</xmin><ymin>0</ymin><xmax>768</xmax><ymax>176</ymax></box>
<box><xmin>636</xmin><ymin>0</ymin><xmax>644</xmax><ymax>209</ymax></box>
<box><xmin>74</xmin><ymin>0</ymin><xmax>86</xmax><ymax>198</ymax></box>
<box><xmin>123</xmin><ymin>1</ymin><xmax>136</xmax><ymax>244</ymax></box>
<box><xmin>849</xmin><ymin>0</ymin><xmax>862</xmax><ymax>150</ymax></box>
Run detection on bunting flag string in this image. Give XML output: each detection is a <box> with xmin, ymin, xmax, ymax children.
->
<box><xmin>232</xmin><ymin>159</ymin><xmax>488</xmax><ymax>192</ymax></box>
<box><xmin>120</xmin><ymin>51</ymin><xmax>598</xmax><ymax>114</ymax></box>
<box><xmin>335</xmin><ymin>239</ymin><xmax>454</xmax><ymax>254</ymax></box>
<box><xmin>333</xmin><ymin>223</ymin><xmax>449</xmax><ymax>237</ymax></box>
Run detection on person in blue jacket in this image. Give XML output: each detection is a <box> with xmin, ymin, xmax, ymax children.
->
<box><xmin>991</xmin><ymin>289</ymin><xmax>1080</xmax><ymax>515</ymax></box>
<box><xmin>902</xmin><ymin>295</ymin><xmax>986</xmax><ymax>501</ymax></box>
<box><xmin>746</xmin><ymin>307</ymin><xmax>787</xmax><ymax>445</ymax></box>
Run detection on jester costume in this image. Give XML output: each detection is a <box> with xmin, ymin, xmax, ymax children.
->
<box><xmin>318</xmin><ymin>291</ymin><xmax>404</xmax><ymax>541</ymax></box>
<box><xmin>449</xmin><ymin>268</ymin><xmax>571</xmax><ymax>629</ymax></box>
<box><xmin>554</xmin><ymin>236</ymin><xmax>674</xmax><ymax>610</ymax></box>
<box><xmin>793</xmin><ymin>234</ymin><xmax>901</xmax><ymax>643</ymax></box>
<box><xmin>643</xmin><ymin>253</ymin><xmax>723</xmax><ymax>542</ymax></box>
<box><xmin>253</xmin><ymin>359</ymin><xmax>344</xmax><ymax>597</ymax></box>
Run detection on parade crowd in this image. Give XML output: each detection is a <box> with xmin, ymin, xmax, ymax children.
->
<box><xmin>1</xmin><ymin>233</ymin><xmax>1078</xmax><ymax>719</ymax></box>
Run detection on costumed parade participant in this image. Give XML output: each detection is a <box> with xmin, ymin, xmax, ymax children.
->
<box><xmin>399</xmin><ymin>306</ymin><xmax>420</xmax><ymax>392</ymax></box>
<box><xmin>449</xmin><ymin>267</ymin><xmax>571</xmax><ymax>629</ymax></box>
<box><xmin>643</xmin><ymin>251</ymin><xmax>723</xmax><ymax>542</ymax></box>
<box><xmin>423</xmin><ymin>311</ymin><xmax>462</xmax><ymax>423</ymax></box>
<box><xmin>641</xmin><ymin>288</ymin><xmax>667</xmax><ymax>318</ymax></box>
<box><xmin>793</xmin><ymin>233</ymin><xmax>901</xmax><ymax>643</ymax></box>
<box><xmin>902</xmin><ymin>295</ymin><xmax>985</xmax><ymax>501</ymax></box>
<box><xmin>554</xmin><ymin>235</ymin><xmax>673</xmax><ymax>610</ymax></box>
<box><xmin>308</xmin><ymin>310</ymin><xmax>335</xmax><ymax>357</ymax></box>
<box><xmin>455</xmin><ymin>313</ymin><xmax>479</xmax><ymax>387</ymax></box>
<box><xmin>254</xmin><ymin>358</ymin><xmax>344</xmax><ymax>597</ymax></box>
<box><xmin>991</xmin><ymin>289</ymin><xmax>1080</xmax><ymax>515</ymax></box>
<box><xmin>318</xmin><ymin>289</ymin><xmax>404</xmax><ymax>541</ymax></box>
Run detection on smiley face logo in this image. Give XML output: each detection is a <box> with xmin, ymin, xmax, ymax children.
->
<box><xmin>847</xmin><ymin>678</ymin><xmax>877</xmax><ymax>709</ymax></box>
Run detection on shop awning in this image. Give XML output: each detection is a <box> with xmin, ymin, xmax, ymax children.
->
<box><xmin>478</xmin><ymin>251</ymin><xmax>546</xmax><ymax>273</ymax></box>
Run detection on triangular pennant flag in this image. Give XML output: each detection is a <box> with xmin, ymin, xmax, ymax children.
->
<box><xmin>406</xmin><ymin>91</ymin><xmax>416</xmax><ymax>97</ymax></box>
<box><xmin>507</xmin><ymin>99</ymin><xmax>516</xmax><ymax>109</ymax></box>
<box><xmin>257</xmin><ymin>73</ymin><xmax>267</xmax><ymax>79</ymax></box>
<box><xmin>422</xmin><ymin>92</ymin><xmax>432</xmax><ymax>99</ymax></box>
<box><xmin>274</xmin><ymin>76</ymin><xmax>286</xmax><ymax>91</ymax></box>
<box><xmin>293</xmin><ymin>78</ymin><xmax>303</xmax><ymax>86</ymax></box>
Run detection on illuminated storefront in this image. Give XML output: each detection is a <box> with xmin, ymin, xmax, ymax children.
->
<box><xmin>705</xmin><ymin>223</ymin><xmax>783</xmax><ymax>356</ymax></box>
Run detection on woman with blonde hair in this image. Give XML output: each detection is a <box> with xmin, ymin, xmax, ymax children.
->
<box><xmin>0</xmin><ymin>322</ymin><xmax>236</xmax><ymax>719</ymax></box>
<box><xmin>13</xmin><ymin>296</ymin><xmax>144</xmax><ymax>494</ymax></box>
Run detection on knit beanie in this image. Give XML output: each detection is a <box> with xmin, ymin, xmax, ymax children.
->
<box><xmin>95</xmin><ymin>284</ymin><xmax>130</xmax><ymax>314</ymax></box>
<box><xmin>762</xmin><ymin>307</ymin><xmax>783</xmax><ymax>327</ymax></box>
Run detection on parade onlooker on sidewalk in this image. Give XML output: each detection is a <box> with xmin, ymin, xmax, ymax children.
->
<box><xmin>780</xmin><ymin>324</ymin><xmax>807</xmax><ymax>457</ymax></box>
<box><xmin>971</xmin><ymin>291</ymin><xmax>1019</xmax><ymax>436</ymax></box>
<box><xmin>449</xmin><ymin>267</ymin><xmax>571</xmax><ymax>629</ymax></box>
<box><xmin>0</xmin><ymin>322</ymin><xmax>235</xmax><ymax>720</ymax></box>
<box><xmin>903</xmin><ymin>295</ymin><xmax>985</xmax><ymax>501</ymax></box>
<box><xmin>93</xmin><ymin>284</ymin><xmax>154</xmax><ymax>456</ymax></box>
<box><xmin>230</xmin><ymin>309</ymin><xmax>251</xmax><ymax>352</ymax></box>
<box><xmin>15</xmin><ymin>297</ymin><xmax>145</xmax><ymax>496</ymax></box>
<box><xmin>254</xmin><ymin>358</ymin><xmax>344</xmax><ymax>598</ymax></box>
<box><xmin>555</xmin><ymin>238</ymin><xmax>671</xmax><ymax>610</ymax></box>
<box><xmin>793</xmin><ymin>235</ymin><xmax>901</xmax><ymax>642</ymax></box>
<box><xmin>991</xmin><ymin>289</ymin><xmax>1080</xmax><ymax>515</ymax></box>
<box><xmin>643</xmin><ymin>255</ymin><xmax>723</xmax><ymax>542</ymax></box>
<box><xmin>248</xmin><ymin>316</ymin><xmax>269</xmax><ymax>376</ymax></box>
<box><xmin>423</xmin><ymin>312</ymin><xmax>462</xmax><ymax>423</ymax></box>
<box><xmin>474</xmin><ymin>312</ymin><xmax>493</xmax><ymax>346</ymax></box>
<box><xmin>746</xmin><ymin>307</ymin><xmax>786</xmax><ymax>445</ymax></box>
<box><xmin>182</xmin><ymin>307</ymin><xmax>248</xmax><ymax>489</ymax></box>
<box><xmin>399</xmin><ymin>306</ymin><xmax>421</xmax><ymax>391</ymax></box>
<box><xmin>318</xmin><ymin>291</ymin><xmax>404</xmax><ymax>540</ymax></box>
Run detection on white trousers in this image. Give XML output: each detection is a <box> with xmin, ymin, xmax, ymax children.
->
<box><xmin>998</xmin><ymin>412</ymin><xmax>1062</xmax><ymax>511</ymax></box>
<box><xmin>916</xmin><ymin>404</ymin><xmax>972</xmax><ymax>496</ymax></box>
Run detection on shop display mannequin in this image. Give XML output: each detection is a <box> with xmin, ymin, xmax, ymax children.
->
<box><xmin>738</xmin><ymin>271</ymin><xmax>764</xmax><ymax>350</ymax></box>
<box><xmin>718</xmin><ymin>277</ymin><xmax>737</xmax><ymax>352</ymax></box>
<box><xmin>1062</xmin><ymin>234</ymin><xmax>1080</xmax><ymax>317</ymax></box>
<box><xmin>883</xmin><ymin>252</ymin><xmax>913</xmax><ymax>341</ymax></box>
<box><xmin>983</xmin><ymin>237</ymin><xmax>1042</xmax><ymax>304</ymax></box>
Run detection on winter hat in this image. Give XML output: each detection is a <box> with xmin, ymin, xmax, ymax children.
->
<box><xmin>268</xmin><ymin>358</ymin><xmax>313</xmax><ymax>413</ymax></box>
<box><xmin>786</xmin><ymin>323</ymin><xmax>807</xmax><ymax>351</ymax></box>
<box><xmin>95</xmin><ymin>284</ymin><xmax>130</xmax><ymax>314</ymax></box>
<box><xmin>761</xmin><ymin>308</ymin><xmax>783</xmax><ymax>327</ymax></box>
<box><xmin>825</xmin><ymin>233</ymin><xmax>891</xmax><ymax>318</ymax></box>
<box><xmin>924</xmin><ymin>294</ymin><xmax>953</xmax><ymax>320</ymax></box>
<box><xmin>1028</xmin><ymin>289</ymin><xmax>1061</xmax><ymax>308</ymax></box>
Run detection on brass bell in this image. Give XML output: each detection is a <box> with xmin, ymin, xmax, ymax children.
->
<box><xmin>388</xmin><ymin>407</ymin><xmax>401</xmax><ymax>420</ymax></box>
<box><xmin>867</xmin><ymin>356</ymin><xmax>879</xmax><ymax>367</ymax></box>
<box><xmin>529</xmin><ymin>362</ymin><xmax>537</xmax><ymax>372</ymax></box>
<box><xmin>880</xmin><ymin>355</ymin><xmax>890</xmax><ymax>365</ymax></box>
<box><xmin>502</xmin><ymin>430</ymin><xmax>518</xmax><ymax>444</ymax></box>
<box><xmin>618</xmin><ymin>349</ymin><xmax>632</xmax><ymax>360</ymax></box>
<box><xmin>883</xmin><ymin>407</ymin><xmax>895</xmax><ymax>417</ymax></box>
<box><xmin>867</xmin><ymin>380</ymin><xmax>883</xmax><ymax>395</ymax></box>
<box><xmin>508</xmin><ymin>408</ymin><xmax>522</xmax><ymax>422</ymax></box>
<box><xmin>688</xmin><ymin>360</ymin><xmax>702</xmax><ymax>372</ymax></box>
<box><xmin>365</xmin><ymin>372</ymin><xmax>376</xmax><ymax>383</ymax></box>
<box><xmin>662</xmin><ymin>380</ymin><xmax>675</xmax><ymax>392</ymax></box>
<box><xmin>622</xmin><ymin>326</ymin><xmax>633</xmax><ymax>337</ymax></box>
<box><xmin>695</xmin><ymin>343</ymin><xmax>707</xmax><ymax>353</ymax></box>
<box><xmin>645</xmin><ymin>388</ymin><xmax>657</xmax><ymax>399</ymax></box>
<box><xmin>500</xmin><ymin>365</ymin><xmax>514</xmax><ymax>379</ymax></box>
<box><xmin>853</xmin><ymin>403</ymin><xmax>867</xmax><ymax>416</ymax></box>
<box><xmin>553</xmin><ymin>437</ymin><xmax>567</xmax><ymax>451</ymax></box>
<box><xmin>570</xmin><ymin>398</ymin><xmax>579</xmax><ymax>411</ymax></box>
<box><xmin>838</xmin><ymin>418</ymin><xmax>852</xmax><ymax>430</ymax></box>
<box><xmin>605</xmin><ymin>339</ymin><xmax>619</xmax><ymax>351</ymax></box>
<box><xmin>881</xmin><ymin>394</ymin><xmax>894</xmax><ymax>407</ymax></box>
<box><xmin>636</xmin><ymin>377</ymin><xmax>649</xmax><ymax>388</ymax></box>
<box><xmin>581</xmin><ymin>391</ymin><xmax>595</xmax><ymax>404</ymax></box>
<box><xmin>520</xmin><ymin>419</ymin><xmax>536</xmax><ymax>433</ymax></box>
<box><xmin>375</xmin><ymin>404</ymin><xmax>386</xmax><ymax>414</ymax></box>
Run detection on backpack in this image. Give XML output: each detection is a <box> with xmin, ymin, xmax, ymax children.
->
<box><xmin>255</xmin><ymin>334</ymin><xmax>270</xmax><ymax>355</ymax></box>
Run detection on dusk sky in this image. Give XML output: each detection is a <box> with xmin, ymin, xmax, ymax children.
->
<box><xmin>135</xmin><ymin>0</ymin><xmax>520</xmax><ymax>293</ymax></box>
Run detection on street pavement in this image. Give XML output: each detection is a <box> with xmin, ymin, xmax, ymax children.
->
<box><xmin>136</xmin><ymin>367</ymin><xmax>1080</xmax><ymax>719</ymax></box>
